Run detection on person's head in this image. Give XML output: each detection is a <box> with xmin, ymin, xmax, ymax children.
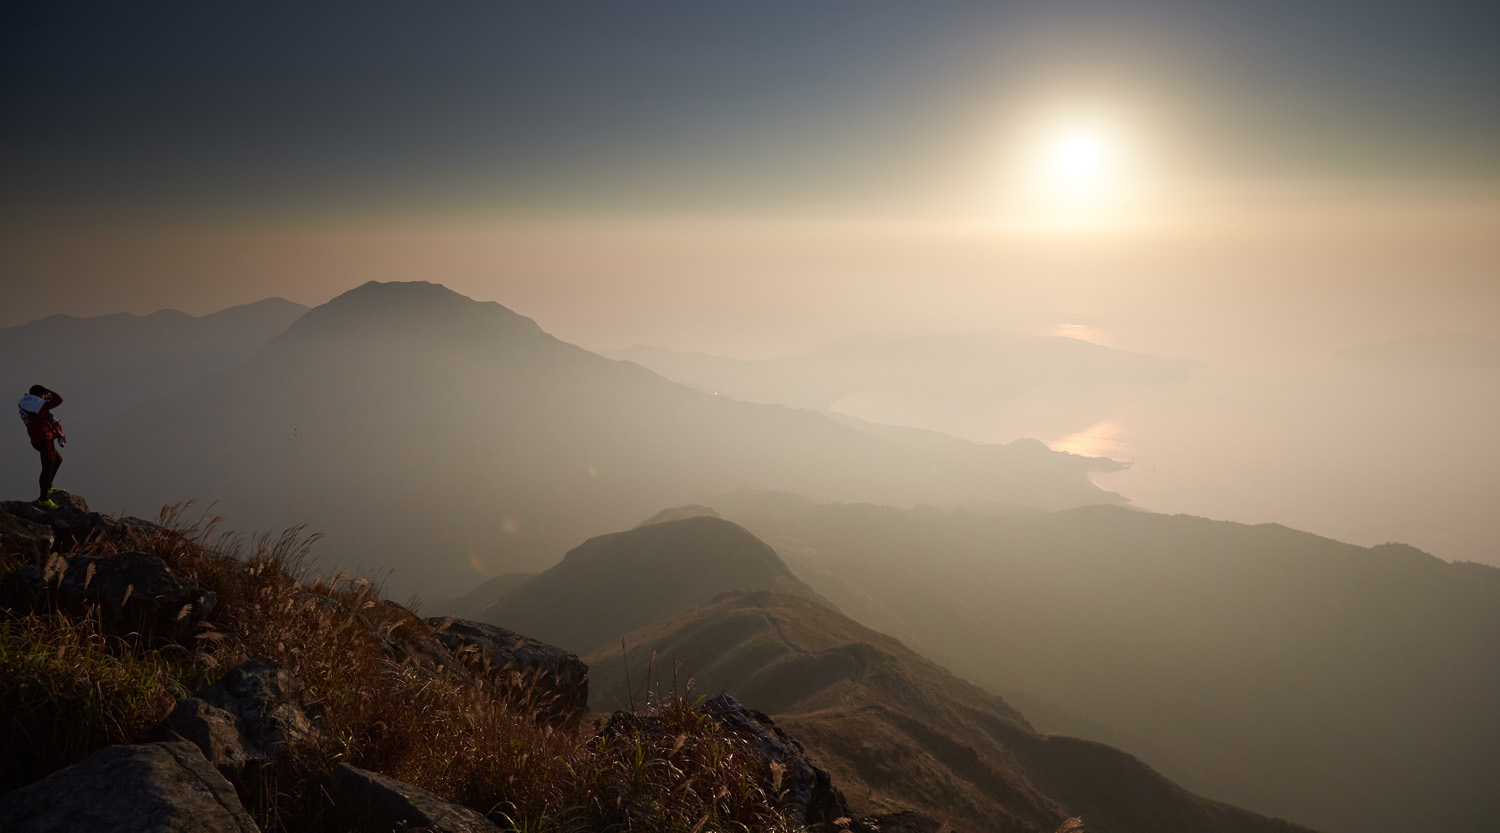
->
<box><xmin>28</xmin><ymin>385</ymin><xmax>47</xmax><ymax>397</ymax></box>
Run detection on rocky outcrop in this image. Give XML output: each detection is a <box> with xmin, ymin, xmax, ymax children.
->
<box><xmin>367</xmin><ymin>599</ymin><xmax>477</xmax><ymax>681</ymax></box>
<box><xmin>163</xmin><ymin>658</ymin><xmax>321</xmax><ymax>775</ymax></box>
<box><xmin>0</xmin><ymin>741</ymin><xmax>260</xmax><ymax>833</ymax></box>
<box><xmin>426</xmin><ymin>617</ymin><xmax>588</xmax><ymax>725</ymax></box>
<box><xmin>0</xmin><ymin>491</ymin><xmax>155</xmax><ymax>558</ymax></box>
<box><xmin>602</xmin><ymin>693</ymin><xmax>944</xmax><ymax>832</ymax></box>
<box><xmin>1</xmin><ymin>549</ymin><xmax>215</xmax><ymax>636</ymax></box>
<box><xmin>0</xmin><ymin>492</ymin><xmax>207</xmax><ymax>637</ymax></box>
<box><xmin>328</xmin><ymin>763</ymin><xmax>503</xmax><ymax>833</ymax></box>
<box><xmin>0</xmin><ymin>507</ymin><xmax>55</xmax><ymax>563</ymax></box>
<box><xmin>700</xmin><ymin>694</ymin><xmax>858</xmax><ymax>828</ymax></box>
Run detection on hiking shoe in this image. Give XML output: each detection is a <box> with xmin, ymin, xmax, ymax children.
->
<box><xmin>34</xmin><ymin>498</ymin><xmax>59</xmax><ymax>510</ymax></box>
<box><xmin>47</xmin><ymin>487</ymin><xmax>62</xmax><ymax>494</ymax></box>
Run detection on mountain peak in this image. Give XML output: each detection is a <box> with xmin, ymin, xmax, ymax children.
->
<box><xmin>278</xmin><ymin>281</ymin><xmax>543</xmax><ymax>346</ymax></box>
<box><xmin>475</xmin><ymin>516</ymin><xmax>830</xmax><ymax>654</ymax></box>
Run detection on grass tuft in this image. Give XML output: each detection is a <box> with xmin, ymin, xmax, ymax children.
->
<box><xmin>0</xmin><ymin>610</ymin><xmax>183</xmax><ymax>787</ymax></box>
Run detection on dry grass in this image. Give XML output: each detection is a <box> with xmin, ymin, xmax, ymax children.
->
<box><xmin>0</xmin><ymin>502</ymin><xmax>806</xmax><ymax>832</ymax></box>
<box><xmin>0</xmin><ymin>610</ymin><xmax>183</xmax><ymax>787</ymax></box>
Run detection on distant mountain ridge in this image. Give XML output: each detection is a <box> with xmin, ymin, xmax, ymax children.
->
<box><xmin>0</xmin><ymin>297</ymin><xmax>308</xmax><ymax>414</ymax></box>
<box><xmin>455</xmin><ymin>510</ymin><xmax>1315</xmax><ymax>832</ymax></box>
<box><xmin>705</xmin><ymin>495</ymin><xmax>1500</xmax><ymax>833</ymax></box>
<box><xmin>75</xmin><ymin>280</ymin><xmax>1125</xmax><ymax>598</ymax></box>
<box><xmin>586</xmin><ymin>590</ymin><xmax>1316</xmax><ymax>833</ymax></box>
<box><xmin>1</xmin><ymin>297</ymin><xmax>308</xmax><ymax>503</ymax></box>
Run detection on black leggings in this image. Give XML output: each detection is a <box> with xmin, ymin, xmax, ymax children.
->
<box><xmin>33</xmin><ymin>441</ymin><xmax>61</xmax><ymax>500</ymax></box>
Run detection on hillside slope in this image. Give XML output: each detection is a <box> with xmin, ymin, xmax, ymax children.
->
<box><xmin>475</xmin><ymin>515</ymin><xmax>828</xmax><ymax>654</ymax></box>
<box><xmin>588</xmin><ymin>591</ymin><xmax>1317</xmax><ymax>833</ymax></box>
<box><xmin>709</xmin><ymin>497</ymin><xmax>1500</xmax><ymax>833</ymax></box>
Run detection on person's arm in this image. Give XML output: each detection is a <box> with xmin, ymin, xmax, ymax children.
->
<box><xmin>39</xmin><ymin>390</ymin><xmax>61</xmax><ymax>413</ymax></box>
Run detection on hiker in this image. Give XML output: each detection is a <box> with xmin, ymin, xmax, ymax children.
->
<box><xmin>18</xmin><ymin>385</ymin><xmax>65</xmax><ymax>509</ymax></box>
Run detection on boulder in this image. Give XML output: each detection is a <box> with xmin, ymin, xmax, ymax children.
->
<box><xmin>426</xmin><ymin>617</ymin><xmax>588</xmax><ymax>725</ymax></box>
<box><xmin>0</xmin><ymin>741</ymin><xmax>260</xmax><ymax>832</ymax></box>
<box><xmin>2</xmin><ymin>549</ymin><xmax>212</xmax><ymax>631</ymax></box>
<box><xmin>0</xmin><ymin>492</ymin><xmax>155</xmax><ymax>559</ymax></box>
<box><xmin>373</xmin><ymin>599</ymin><xmax>475</xmax><ymax>681</ymax></box>
<box><xmin>327</xmin><ymin>763</ymin><xmax>503</xmax><ymax>833</ymax></box>
<box><xmin>699</xmin><ymin>694</ymin><xmax>858</xmax><ymax>829</ymax></box>
<box><xmin>0</xmin><ymin>550</ymin><xmax>215</xmax><ymax>635</ymax></box>
<box><xmin>164</xmin><ymin>658</ymin><xmax>320</xmax><ymax>774</ymax></box>
<box><xmin>0</xmin><ymin>492</ymin><xmax>99</xmax><ymax>555</ymax></box>
<box><xmin>0</xmin><ymin>507</ymin><xmax>54</xmax><ymax>565</ymax></box>
<box><xmin>162</xmin><ymin>697</ymin><xmax>256</xmax><ymax>775</ymax></box>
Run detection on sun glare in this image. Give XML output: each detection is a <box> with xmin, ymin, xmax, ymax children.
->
<box><xmin>1000</xmin><ymin>107</ymin><xmax>1145</xmax><ymax>231</ymax></box>
<box><xmin>1048</xmin><ymin>131</ymin><xmax>1108</xmax><ymax>185</ymax></box>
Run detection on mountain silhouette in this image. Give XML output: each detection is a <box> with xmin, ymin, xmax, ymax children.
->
<box><xmin>1</xmin><ymin>298</ymin><xmax>307</xmax><ymax>503</ymax></box>
<box><xmin>711</xmin><ymin>497</ymin><xmax>1500</xmax><ymax>833</ymax></box>
<box><xmin>588</xmin><ymin>590</ymin><xmax>1317</xmax><ymax>833</ymax></box>
<box><xmin>0</xmin><ymin>298</ymin><xmax>308</xmax><ymax>414</ymax></box>
<box><xmin>76</xmin><ymin>281</ymin><xmax>1124</xmax><ymax>597</ymax></box>
<box><xmin>472</xmin><ymin>515</ymin><xmax>827</xmax><ymax>654</ymax></box>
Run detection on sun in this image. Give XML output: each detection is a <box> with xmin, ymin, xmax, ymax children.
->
<box><xmin>1047</xmin><ymin>131</ymin><xmax>1109</xmax><ymax>187</ymax></box>
<box><xmin>1032</xmin><ymin>122</ymin><xmax>1121</xmax><ymax>205</ymax></box>
<box><xmin>1002</xmin><ymin>110</ymin><xmax>1142</xmax><ymax>230</ymax></box>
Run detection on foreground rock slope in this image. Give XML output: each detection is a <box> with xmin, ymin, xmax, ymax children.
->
<box><xmin>0</xmin><ymin>741</ymin><xmax>260</xmax><ymax>833</ymax></box>
<box><xmin>0</xmin><ymin>493</ymin><xmax>944</xmax><ymax>832</ymax></box>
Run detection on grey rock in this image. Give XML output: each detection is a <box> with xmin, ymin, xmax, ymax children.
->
<box><xmin>0</xmin><ymin>491</ymin><xmax>155</xmax><ymax>557</ymax></box>
<box><xmin>425</xmin><ymin>617</ymin><xmax>588</xmax><ymax>725</ymax></box>
<box><xmin>700</xmin><ymin>694</ymin><xmax>857</xmax><ymax>828</ymax></box>
<box><xmin>370</xmin><ymin>599</ymin><xmax>474</xmax><ymax>682</ymax></box>
<box><xmin>1</xmin><ymin>549</ymin><xmax>215</xmax><ymax>635</ymax></box>
<box><xmin>0</xmin><ymin>507</ymin><xmax>54</xmax><ymax>564</ymax></box>
<box><xmin>302</xmin><ymin>595</ymin><xmax>475</xmax><ymax>685</ymax></box>
<box><xmin>0</xmin><ymin>491</ymin><xmax>99</xmax><ymax>555</ymax></box>
<box><xmin>0</xmin><ymin>741</ymin><xmax>260</xmax><ymax>832</ymax></box>
<box><xmin>162</xmin><ymin>697</ymin><xmax>257</xmax><ymax>774</ymax></box>
<box><xmin>166</xmin><ymin>658</ymin><xmax>319</xmax><ymax>773</ymax></box>
<box><xmin>327</xmin><ymin>763</ymin><xmax>503</xmax><ymax>833</ymax></box>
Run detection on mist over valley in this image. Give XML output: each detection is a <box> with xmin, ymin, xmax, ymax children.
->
<box><xmin>4</xmin><ymin>4</ymin><xmax>1496</xmax><ymax>831</ymax></box>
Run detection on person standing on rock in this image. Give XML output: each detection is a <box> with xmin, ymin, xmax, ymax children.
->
<box><xmin>18</xmin><ymin>385</ymin><xmax>65</xmax><ymax>509</ymax></box>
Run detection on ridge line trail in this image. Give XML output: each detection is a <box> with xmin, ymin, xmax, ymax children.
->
<box><xmin>757</xmin><ymin>609</ymin><xmax>869</xmax><ymax>709</ymax></box>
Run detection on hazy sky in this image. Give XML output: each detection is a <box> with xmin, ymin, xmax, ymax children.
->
<box><xmin>4</xmin><ymin>1</ymin><xmax>1497</xmax><ymax>336</ymax></box>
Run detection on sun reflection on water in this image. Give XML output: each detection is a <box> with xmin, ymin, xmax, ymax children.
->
<box><xmin>1050</xmin><ymin>323</ymin><xmax>1110</xmax><ymax>346</ymax></box>
<box><xmin>1049</xmin><ymin>419</ymin><xmax>1131</xmax><ymax>460</ymax></box>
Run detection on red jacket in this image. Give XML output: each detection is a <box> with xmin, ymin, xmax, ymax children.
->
<box><xmin>18</xmin><ymin>392</ymin><xmax>63</xmax><ymax>446</ymax></box>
